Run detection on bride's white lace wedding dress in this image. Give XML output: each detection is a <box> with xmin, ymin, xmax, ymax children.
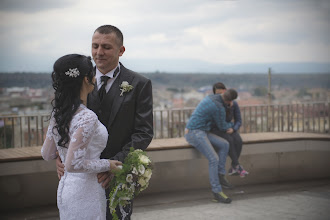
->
<box><xmin>41</xmin><ymin>104</ymin><xmax>110</xmax><ymax>220</ymax></box>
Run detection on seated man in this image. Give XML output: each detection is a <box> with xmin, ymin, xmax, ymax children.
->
<box><xmin>212</xmin><ymin>82</ymin><xmax>249</xmax><ymax>177</ymax></box>
<box><xmin>185</xmin><ymin>89</ymin><xmax>238</xmax><ymax>204</ymax></box>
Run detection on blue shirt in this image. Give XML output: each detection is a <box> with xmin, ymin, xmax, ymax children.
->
<box><xmin>186</xmin><ymin>94</ymin><xmax>233</xmax><ymax>131</ymax></box>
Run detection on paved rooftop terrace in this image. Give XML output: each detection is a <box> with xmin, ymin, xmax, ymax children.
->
<box><xmin>1</xmin><ymin>178</ymin><xmax>329</xmax><ymax>220</ymax></box>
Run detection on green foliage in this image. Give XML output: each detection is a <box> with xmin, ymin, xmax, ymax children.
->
<box><xmin>0</xmin><ymin>126</ymin><xmax>13</xmax><ymax>149</ymax></box>
<box><xmin>109</xmin><ymin>148</ymin><xmax>152</xmax><ymax>220</ymax></box>
<box><xmin>297</xmin><ymin>88</ymin><xmax>312</xmax><ymax>97</ymax></box>
<box><xmin>253</xmin><ymin>86</ymin><xmax>268</xmax><ymax>96</ymax></box>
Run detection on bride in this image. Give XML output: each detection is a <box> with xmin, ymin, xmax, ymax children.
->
<box><xmin>41</xmin><ymin>54</ymin><xmax>122</xmax><ymax>219</ymax></box>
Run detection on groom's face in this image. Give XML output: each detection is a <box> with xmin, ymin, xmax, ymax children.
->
<box><xmin>92</xmin><ymin>32</ymin><xmax>125</xmax><ymax>74</ymax></box>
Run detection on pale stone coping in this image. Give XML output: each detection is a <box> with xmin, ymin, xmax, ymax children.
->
<box><xmin>0</xmin><ymin>132</ymin><xmax>329</xmax><ymax>163</ymax></box>
<box><xmin>147</xmin><ymin>132</ymin><xmax>330</xmax><ymax>151</ymax></box>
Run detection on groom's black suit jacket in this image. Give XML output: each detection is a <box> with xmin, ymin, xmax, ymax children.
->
<box><xmin>87</xmin><ymin>63</ymin><xmax>153</xmax><ymax>162</ymax></box>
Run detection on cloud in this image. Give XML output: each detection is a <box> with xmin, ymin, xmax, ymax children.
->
<box><xmin>0</xmin><ymin>0</ymin><xmax>76</xmax><ymax>13</ymax></box>
<box><xmin>0</xmin><ymin>0</ymin><xmax>329</xmax><ymax>72</ymax></box>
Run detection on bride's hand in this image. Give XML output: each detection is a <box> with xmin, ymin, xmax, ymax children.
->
<box><xmin>109</xmin><ymin>160</ymin><xmax>123</xmax><ymax>171</ymax></box>
<box><xmin>97</xmin><ymin>161</ymin><xmax>122</xmax><ymax>188</ymax></box>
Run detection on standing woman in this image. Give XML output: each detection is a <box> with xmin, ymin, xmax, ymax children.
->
<box><xmin>41</xmin><ymin>54</ymin><xmax>122</xmax><ymax>219</ymax></box>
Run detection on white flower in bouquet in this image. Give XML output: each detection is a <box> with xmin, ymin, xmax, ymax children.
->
<box><xmin>126</xmin><ymin>174</ymin><xmax>133</xmax><ymax>183</ymax></box>
<box><xmin>138</xmin><ymin>177</ymin><xmax>147</xmax><ymax>187</ymax></box>
<box><xmin>139</xmin><ymin>155</ymin><xmax>151</xmax><ymax>164</ymax></box>
<box><xmin>138</xmin><ymin>164</ymin><xmax>145</xmax><ymax>175</ymax></box>
<box><xmin>129</xmin><ymin>184</ymin><xmax>135</xmax><ymax>192</ymax></box>
<box><xmin>143</xmin><ymin>169</ymin><xmax>152</xmax><ymax>181</ymax></box>
<box><xmin>132</xmin><ymin>167</ymin><xmax>138</xmax><ymax>175</ymax></box>
<box><xmin>121</xmin><ymin>184</ymin><xmax>127</xmax><ymax>190</ymax></box>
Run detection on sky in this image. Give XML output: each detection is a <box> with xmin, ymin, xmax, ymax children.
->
<box><xmin>0</xmin><ymin>0</ymin><xmax>329</xmax><ymax>73</ymax></box>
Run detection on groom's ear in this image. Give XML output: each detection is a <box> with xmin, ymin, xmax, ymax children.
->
<box><xmin>119</xmin><ymin>46</ymin><xmax>125</xmax><ymax>57</ymax></box>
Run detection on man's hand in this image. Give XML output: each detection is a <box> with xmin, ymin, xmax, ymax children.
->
<box><xmin>226</xmin><ymin>128</ymin><xmax>234</xmax><ymax>134</ymax></box>
<box><xmin>56</xmin><ymin>154</ymin><xmax>65</xmax><ymax>180</ymax></box>
<box><xmin>97</xmin><ymin>171</ymin><xmax>114</xmax><ymax>189</ymax></box>
<box><xmin>97</xmin><ymin>160</ymin><xmax>122</xmax><ymax>188</ymax></box>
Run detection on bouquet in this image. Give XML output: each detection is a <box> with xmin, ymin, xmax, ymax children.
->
<box><xmin>109</xmin><ymin>148</ymin><xmax>153</xmax><ymax>220</ymax></box>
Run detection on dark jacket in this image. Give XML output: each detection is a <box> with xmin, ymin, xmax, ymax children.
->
<box><xmin>87</xmin><ymin>63</ymin><xmax>153</xmax><ymax>162</ymax></box>
<box><xmin>226</xmin><ymin>101</ymin><xmax>242</xmax><ymax>131</ymax></box>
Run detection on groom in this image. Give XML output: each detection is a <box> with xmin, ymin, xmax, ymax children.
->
<box><xmin>57</xmin><ymin>25</ymin><xmax>154</xmax><ymax>219</ymax></box>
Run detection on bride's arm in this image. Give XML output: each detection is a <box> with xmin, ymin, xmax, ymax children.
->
<box><xmin>41</xmin><ymin>117</ymin><xmax>57</xmax><ymax>161</ymax></box>
<box><xmin>64</xmin><ymin>112</ymin><xmax>120</xmax><ymax>173</ymax></box>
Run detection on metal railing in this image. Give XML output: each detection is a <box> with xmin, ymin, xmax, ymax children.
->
<box><xmin>0</xmin><ymin>102</ymin><xmax>329</xmax><ymax>149</ymax></box>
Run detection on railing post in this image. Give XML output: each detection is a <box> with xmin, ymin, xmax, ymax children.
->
<box><xmin>249</xmin><ymin>106</ymin><xmax>252</xmax><ymax>133</ymax></box>
<box><xmin>171</xmin><ymin>110</ymin><xmax>174</xmax><ymax>138</ymax></box>
<box><xmin>322</xmin><ymin>103</ymin><xmax>327</xmax><ymax>133</ymax></box>
<box><xmin>278</xmin><ymin>105</ymin><xmax>280</xmax><ymax>132</ymax></box>
<box><xmin>242</xmin><ymin>107</ymin><xmax>246</xmax><ymax>133</ymax></box>
<box><xmin>160</xmin><ymin>110</ymin><xmax>164</xmax><ymax>139</ymax></box>
<box><xmin>20</xmin><ymin>117</ymin><xmax>23</xmax><ymax>147</ymax></box>
<box><xmin>328</xmin><ymin>102</ymin><xmax>330</xmax><ymax>134</ymax></box>
<box><xmin>178</xmin><ymin>109</ymin><xmax>182</xmax><ymax>137</ymax></box>
<box><xmin>318</xmin><ymin>103</ymin><xmax>321</xmax><ymax>133</ymax></box>
<box><xmin>11</xmin><ymin>118</ymin><xmax>15</xmax><ymax>148</ymax></box>
<box><xmin>286</xmin><ymin>105</ymin><xmax>290</xmax><ymax>132</ymax></box>
<box><xmin>271</xmin><ymin>105</ymin><xmax>275</xmax><ymax>132</ymax></box>
<box><xmin>167</xmin><ymin>109</ymin><xmax>170</xmax><ymax>138</ymax></box>
<box><xmin>154</xmin><ymin>111</ymin><xmax>157</xmax><ymax>138</ymax></box>
<box><xmin>302</xmin><ymin>103</ymin><xmax>305</xmax><ymax>132</ymax></box>
<box><xmin>296</xmin><ymin>104</ymin><xmax>299</xmax><ymax>132</ymax></box>
<box><xmin>28</xmin><ymin>117</ymin><xmax>31</xmax><ymax>146</ymax></box>
<box><xmin>3</xmin><ymin>118</ymin><xmax>7</xmax><ymax>148</ymax></box>
<box><xmin>36</xmin><ymin>116</ymin><xmax>39</xmax><ymax>146</ymax></box>
<box><xmin>312</xmin><ymin>103</ymin><xmax>315</xmax><ymax>133</ymax></box>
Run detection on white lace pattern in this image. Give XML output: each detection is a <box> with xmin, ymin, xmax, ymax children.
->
<box><xmin>41</xmin><ymin>104</ymin><xmax>110</xmax><ymax>219</ymax></box>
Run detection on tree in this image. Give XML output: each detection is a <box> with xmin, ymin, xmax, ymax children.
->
<box><xmin>253</xmin><ymin>86</ymin><xmax>268</xmax><ymax>96</ymax></box>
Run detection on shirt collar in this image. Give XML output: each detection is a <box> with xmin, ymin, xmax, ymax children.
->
<box><xmin>95</xmin><ymin>63</ymin><xmax>121</xmax><ymax>79</ymax></box>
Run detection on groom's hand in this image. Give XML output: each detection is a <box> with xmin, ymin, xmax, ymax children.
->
<box><xmin>56</xmin><ymin>153</ymin><xmax>65</xmax><ymax>180</ymax></box>
<box><xmin>97</xmin><ymin>171</ymin><xmax>113</xmax><ymax>189</ymax></box>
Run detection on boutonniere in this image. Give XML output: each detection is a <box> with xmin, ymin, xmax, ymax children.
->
<box><xmin>119</xmin><ymin>81</ymin><xmax>134</xmax><ymax>96</ymax></box>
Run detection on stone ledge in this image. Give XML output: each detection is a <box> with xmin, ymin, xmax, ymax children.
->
<box><xmin>0</xmin><ymin>133</ymin><xmax>330</xmax><ymax>211</ymax></box>
<box><xmin>1</xmin><ymin>132</ymin><xmax>329</xmax><ymax>163</ymax></box>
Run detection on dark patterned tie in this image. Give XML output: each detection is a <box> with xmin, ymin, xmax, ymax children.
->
<box><xmin>99</xmin><ymin>76</ymin><xmax>110</xmax><ymax>101</ymax></box>
<box><xmin>98</xmin><ymin>67</ymin><xmax>119</xmax><ymax>102</ymax></box>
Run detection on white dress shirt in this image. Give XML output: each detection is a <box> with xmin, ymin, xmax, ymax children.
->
<box><xmin>95</xmin><ymin>64</ymin><xmax>120</xmax><ymax>93</ymax></box>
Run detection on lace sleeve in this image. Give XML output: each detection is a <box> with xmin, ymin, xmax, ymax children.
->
<box><xmin>41</xmin><ymin>116</ymin><xmax>57</xmax><ymax>161</ymax></box>
<box><xmin>64</xmin><ymin>111</ymin><xmax>110</xmax><ymax>173</ymax></box>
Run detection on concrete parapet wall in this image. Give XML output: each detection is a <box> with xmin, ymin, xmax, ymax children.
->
<box><xmin>145</xmin><ymin>138</ymin><xmax>330</xmax><ymax>194</ymax></box>
<box><xmin>0</xmin><ymin>132</ymin><xmax>329</xmax><ymax>211</ymax></box>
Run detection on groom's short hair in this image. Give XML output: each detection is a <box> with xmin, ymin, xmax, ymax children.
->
<box><xmin>94</xmin><ymin>25</ymin><xmax>124</xmax><ymax>46</ymax></box>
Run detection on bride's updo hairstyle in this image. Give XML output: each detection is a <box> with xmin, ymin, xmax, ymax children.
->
<box><xmin>51</xmin><ymin>54</ymin><xmax>94</xmax><ymax>148</ymax></box>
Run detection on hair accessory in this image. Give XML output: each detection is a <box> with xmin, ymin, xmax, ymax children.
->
<box><xmin>64</xmin><ymin>68</ymin><xmax>80</xmax><ymax>77</ymax></box>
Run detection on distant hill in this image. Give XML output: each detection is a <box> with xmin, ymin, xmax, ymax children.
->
<box><xmin>121</xmin><ymin>58</ymin><xmax>330</xmax><ymax>74</ymax></box>
<box><xmin>143</xmin><ymin>72</ymin><xmax>330</xmax><ymax>90</ymax></box>
<box><xmin>0</xmin><ymin>72</ymin><xmax>329</xmax><ymax>90</ymax></box>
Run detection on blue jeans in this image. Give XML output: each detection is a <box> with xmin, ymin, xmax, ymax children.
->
<box><xmin>185</xmin><ymin>129</ymin><xmax>229</xmax><ymax>193</ymax></box>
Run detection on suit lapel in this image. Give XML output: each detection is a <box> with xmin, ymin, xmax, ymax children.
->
<box><xmin>107</xmin><ymin>63</ymin><xmax>135</xmax><ymax>127</ymax></box>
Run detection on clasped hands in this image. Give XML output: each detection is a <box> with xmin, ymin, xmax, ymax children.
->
<box><xmin>55</xmin><ymin>153</ymin><xmax>122</xmax><ymax>189</ymax></box>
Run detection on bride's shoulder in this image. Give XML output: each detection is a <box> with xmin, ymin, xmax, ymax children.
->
<box><xmin>74</xmin><ymin>105</ymin><xmax>98</xmax><ymax>125</ymax></box>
